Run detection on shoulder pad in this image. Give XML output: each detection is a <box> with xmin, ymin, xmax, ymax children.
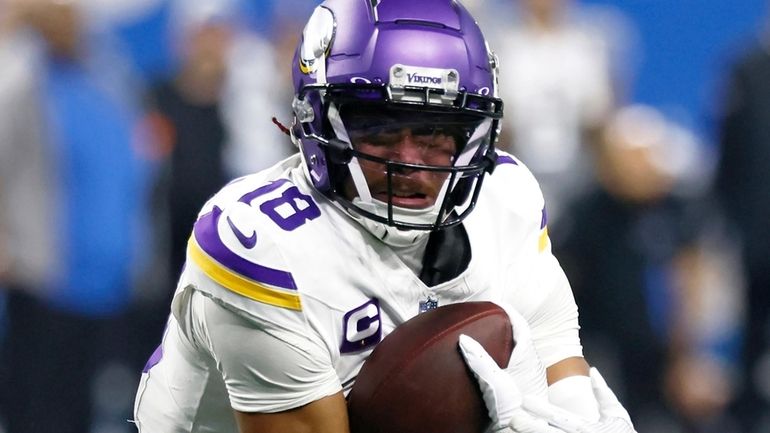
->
<box><xmin>485</xmin><ymin>151</ymin><xmax>550</xmax><ymax>251</ymax></box>
<box><xmin>487</xmin><ymin>151</ymin><xmax>545</xmax><ymax>213</ymax></box>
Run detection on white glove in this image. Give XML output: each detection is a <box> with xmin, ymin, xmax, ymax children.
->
<box><xmin>497</xmin><ymin>304</ymin><xmax>549</xmax><ymax>400</ymax></box>
<box><xmin>459</xmin><ymin>334</ymin><xmax>562</xmax><ymax>433</ymax></box>
<box><xmin>459</xmin><ymin>332</ymin><xmax>636</xmax><ymax>433</ymax></box>
<box><xmin>522</xmin><ymin>368</ymin><xmax>636</xmax><ymax>433</ymax></box>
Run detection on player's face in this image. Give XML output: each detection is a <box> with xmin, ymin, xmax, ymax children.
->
<box><xmin>344</xmin><ymin>125</ymin><xmax>458</xmax><ymax>209</ymax></box>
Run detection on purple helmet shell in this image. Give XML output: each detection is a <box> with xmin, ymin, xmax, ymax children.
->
<box><xmin>292</xmin><ymin>0</ymin><xmax>496</xmax><ymax>97</ymax></box>
<box><xmin>290</xmin><ymin>0</ymin><xmax>503</xmax><ymax>231</ymax></box>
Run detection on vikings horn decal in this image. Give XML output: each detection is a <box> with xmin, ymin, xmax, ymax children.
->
<box><xmin>485</xmin><ymin>40</ymin><xmax>501</xmax><ymax>98</ymax></box>
<box><xmin>299</xmin><ymin>6</ymin><xmax>335</xmax><ymax>82</ymax></box>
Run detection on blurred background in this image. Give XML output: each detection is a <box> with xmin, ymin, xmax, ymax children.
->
<box><xmin>0</xmin><ymin>0</ymin><xmax>767</xmax><ymax>432</ymax></box>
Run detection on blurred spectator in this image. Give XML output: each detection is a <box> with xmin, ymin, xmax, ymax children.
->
<box><xmin>0</xmin><ymin>8</ymin><xmax>53</xmax><ymax>430</ymax></box>
<box><xmin>218</xmin><ymin>25</ymin><xmax>296</xmax><ymax>177</ymax></box>
<box><xmin>0</xmin><ymin>0</ymin><xmax>151</xmax><ymax>431</ymax></box>
<box><xmin>148</xmin><ymin>16</ymin><xmax>233</xmax><ymax>289</ymax></box>
<box><xmin>555</xmin><ymin>105</ymin><xmax>742</xmax><ymax>433</ymax></box>
<box><xmin>715</xmin><ymin>18</ymin><xmax>770</xmax><ymax>433</ymax></box>
<box><xmin>495</xmin><ymin>0</ymin><xmax>616</xmax><ymax>227</ymax></box>
<box><xmin>166</xmin><ymin>0</ymin><xmax>295</xmax><ymax>178</ymax></box>
<box><xmin>151</xmin><ymin>0</ymin><xmax>297</xmax><ymax>273</ymax></box>
<box><xmin>137</xmin><ymin>7</ymin><xmax>236</xmax><ymax>353</ymax></box>
<box><xmin>134</xmin><ymin>0</ymin><xmax>298</xmax><ymax>361</ymax></box>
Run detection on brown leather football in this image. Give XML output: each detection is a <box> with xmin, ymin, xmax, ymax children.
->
<box><xmin>347</xmin><ymin>301</ymin><xmax>514</xmax><ymax>433</ymax></box>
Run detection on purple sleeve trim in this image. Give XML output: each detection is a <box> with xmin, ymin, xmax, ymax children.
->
<box><xmin>496</xmin><ymin>154</ymin><xmax>518</xmax><ymax>165</ymax></box>
<box><xmin>142</xmin><ymin>344</ymin><xmax>163</xmax><ymax>373</ymax></box>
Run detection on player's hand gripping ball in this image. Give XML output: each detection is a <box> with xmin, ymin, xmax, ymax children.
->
<box><xmin>347</xmin><ymin>302</ymin><xmax>514</xmax><ymax>433</ymax></box>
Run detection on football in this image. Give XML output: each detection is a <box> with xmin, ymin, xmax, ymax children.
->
<box><xmin>347</xmin><ymin>301</ymin><xmax>514</xmax><ymax>433</ymax></box>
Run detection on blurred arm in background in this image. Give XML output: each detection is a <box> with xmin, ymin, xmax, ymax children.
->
<box><xmin>0</xmin><ymin>1</ymin><xmax>154</xmax><ymax>431</ymax></box>
<box><xmin>554</xmin><ymin>105</ymin><xmax>743</xmax><ymax>433</ymax></box>
<box><xmin>714</xmin><ymin>15</ymin><xmax>770</xmax><ymax>432</ymax></box>
<box><xmin>494</xmin><ymin>0</ymin><xmax>618</xmax><ymax>228</ymax></box>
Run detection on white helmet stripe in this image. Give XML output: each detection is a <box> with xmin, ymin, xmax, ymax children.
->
<box><xmin>444</xmin><ymin>117</ymin><xmax>492</xmax><ymax>194</ymax></box>
<box><xmin>328</xmin><ymin>103</ymin><xmax>373</xmax><ymax>203</ymax></box>
<box><xmin>456</xmin><ymin>117</ymin><xmax>492</xmax><ymax>167</ymax></box>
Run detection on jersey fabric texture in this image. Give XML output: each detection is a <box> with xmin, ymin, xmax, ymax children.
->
<box><xmin>133</xmin><ymin>152</ymin><xmax>582</xmax><ymax>432</ymax></box>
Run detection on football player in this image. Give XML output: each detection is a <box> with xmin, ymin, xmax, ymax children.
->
<box><xmin>132</xmin><ymin>1</ymin><xmax>636</xmax><ymax>432</ymax></box>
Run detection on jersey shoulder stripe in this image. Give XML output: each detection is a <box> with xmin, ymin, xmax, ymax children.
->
<box><xmin>483</xmin><ymin>151</ymin><xmax>551</xmax><ymax>254</ymax></box>
<box><xmin>538</xmin><ymin>206</ymin><xmax>549</xmax><ymax>252</ymax></box>
<box><xmin>190</xmin><ymin>202</ymin><xmax>302</xmax><ymax>311</ymax></box>
<box><xmin>187</xmin><ymin>235</ymin><xmax>301</xmax><ymax>311</ymax></box>
<box><xmin>496</xmin><ymin>153</ymin><xmax>519</xmax><ymax>166</ymax></box>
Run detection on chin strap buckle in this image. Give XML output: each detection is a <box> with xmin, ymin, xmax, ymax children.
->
<box><xmin>326</xmin><ymin>138</ymin><xmax>353</xmax><ymax>164</ymax></box>
<box><xmin>485</xmin><ymin>150</ymin><xmax>499</xmax><ymax>174</ymax></box>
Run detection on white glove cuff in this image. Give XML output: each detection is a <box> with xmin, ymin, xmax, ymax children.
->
<box><xmin>548</xmin><ymin>375</ymin><xmax>600</xmax><ymax>422</ymax></box>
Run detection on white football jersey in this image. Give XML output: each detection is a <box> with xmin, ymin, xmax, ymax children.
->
<box><xmin>133</xmin><ymin>152</ymin><xmax>582</xmax><ymax>433</ymax></box>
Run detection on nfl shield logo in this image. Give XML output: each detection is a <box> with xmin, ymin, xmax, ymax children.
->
<box><xmin>418</xmin><ymin>295</ymin><xmax>438</xmax><ymax>313</ymax></box>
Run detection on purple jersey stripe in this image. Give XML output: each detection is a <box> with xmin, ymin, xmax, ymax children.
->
<box><xmin>496</xmin><ymin>154</ymin><xmax>518</xmax><ymax>165</ymax></box>
<box><xmin>193</xmin><ymin>206</ymin><xmax>298</xmax><ymax>291</ymax></box>
<box><xmin>143</xmin><ymin>344</ymin><xmax>163</xmax><ymax>373</ymax></box>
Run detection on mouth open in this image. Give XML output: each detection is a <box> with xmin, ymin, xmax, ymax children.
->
<box><xmin>375</xmin><ymin>191</ymin><xmax>433</xmax><ymax>209</ymax></box>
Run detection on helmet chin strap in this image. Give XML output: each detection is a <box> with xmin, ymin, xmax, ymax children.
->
<box><xmin>347</xmin><ymin>202</ymin><xmax>430</xmax><ymax>247</ymax></box>
<box><xmin>345</xmin><ymin>169</ymin><xmax>452</xmax><ymax>246</ymax></box>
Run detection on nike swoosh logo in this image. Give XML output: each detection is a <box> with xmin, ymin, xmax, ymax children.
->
<box><xmin>227</xmin><ymin>215</ymin><xmax>257</xmax><ymax>249</ymax></box>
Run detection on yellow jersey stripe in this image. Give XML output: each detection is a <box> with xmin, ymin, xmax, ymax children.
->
<box><xmin>187</xmin><ymin>237</ymin><xmax>302</xmax><ymax>311</ymax></box>
<box><xmin>538</xmin><ymin>227</ymin><xmax>550</xmax><ymax>253</ymax></box>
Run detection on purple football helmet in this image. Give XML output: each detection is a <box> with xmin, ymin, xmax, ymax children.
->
<box><xmin>291</xmin><ymin>0</ymin><xmax>503</xmax><ymax>232</ymax></box>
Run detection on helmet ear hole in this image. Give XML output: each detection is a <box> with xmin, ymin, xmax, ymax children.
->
<box><xmin>292</xmin><ymin>97</ymin><xmax>316</xmax><ymax>124</ymax></box>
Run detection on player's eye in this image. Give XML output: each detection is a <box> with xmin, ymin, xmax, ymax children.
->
<box><xmin>349</xmin><ymin>127</ymin><xmax>403</xmax><ymax>147</ymax></box>
<box><xmin>417</xmin><ymin>135</ymin><xmax>451</xmax><ymax>152</ymax></box>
